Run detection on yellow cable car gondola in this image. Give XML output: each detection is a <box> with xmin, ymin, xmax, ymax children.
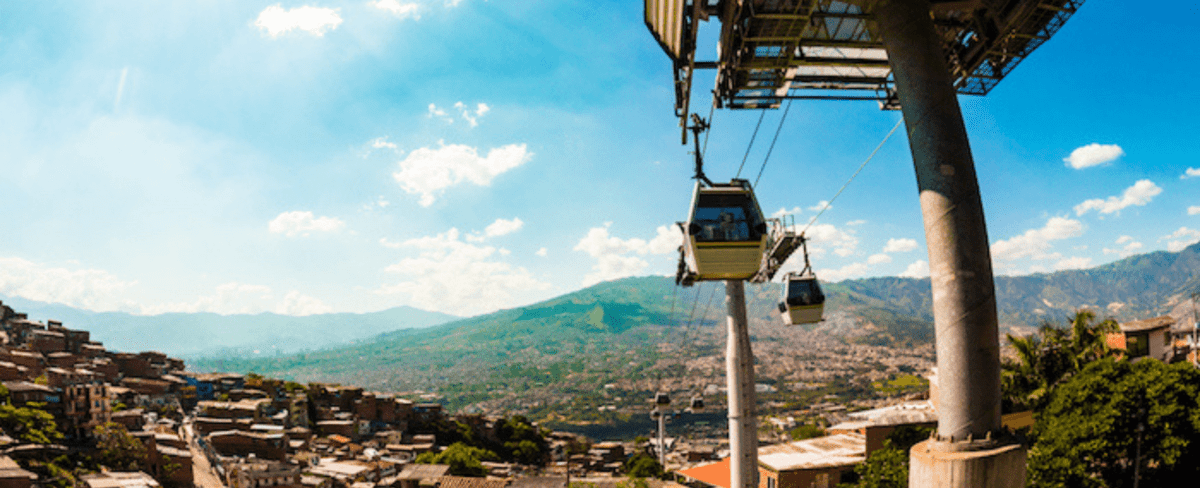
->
<box><xmin>778</xmin><ymin>269</ymin><xmax>825</xmax><ymax>325</ymax></box>
<box><xmin>678</xmin><ymin>178</ymin><xmax>768</xmax><ymax>283</ymax></box>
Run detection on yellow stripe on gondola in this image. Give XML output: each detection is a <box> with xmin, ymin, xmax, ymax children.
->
<box><xmin>696</xmin><ymin>242</ymin><xmax>763</xmax><ymax>248</ymax></box>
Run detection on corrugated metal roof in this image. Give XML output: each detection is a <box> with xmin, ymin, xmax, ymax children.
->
<box><xmin>1120</xmin><ymin>316</ymin><xmax>1174</xmax><ymax>332</ymax></box>
<box><xmin>757</xmin><ymin>432</ymin><xmax>865</xmax><ymax>471</ymax></box>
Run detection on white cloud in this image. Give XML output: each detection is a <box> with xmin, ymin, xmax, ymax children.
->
<box><xmin>574</xmin><ymin>224</ymin><xmax>681</xmax><ymax>285</ymax></box>
<box><xmin>392</xmin><ymin>143</ymin><xmax>531</xmax><ymax>206</ymax></box>
<box><xmin>1181</xmin><ymin>168</ymin><xmax>1200</xmax><ymax>179</ymax></box>
<box><xmin>255</xmin><ymin>5</ymin><xmax>343</xmax><ymax>37</ymax></box>
<box><xmin>275</xmin><ymin>290</ymin><xmax>333</xmax><ymax>316</ymax></box>
<box><xmin>428</xmin><ymin>103</ymin><xmax>448</xmax><ymax>120</ymax></box>
<box><xmin>535</xmin><ymin>247</ymin><xmax>548</xmax><ymax>257</ymax></box>
<box><xmin>845</xmin><ymin>220</ymin><xmax>867</xmax><ymax>226</ymax></box>
<box><xmin>867</xmin><ymin>253</ymin><xmax>892</xmax><ymax>265</ymax></box>
<box><xmin>808</xmin><ymin>200</ymin><xmax>831</xmax><ymax>212</ymax></box>
<box><xmin>1063</xmin><ymin>143</ymin><xmax>1124</xmax><ymax>169</ymax></box>
<box><xmin>375</xmin><ymin>228</ymin><xmax>550</xmax><ymax>315</ymax></box>
<box><xmin>772</xmin><ymin>206</ymin><xmax>802</xmax><ymax>219</ymax></box>
<box><xmin>1103</xmin><ymin>235</ymin><xmax>1144</xmax><ymax>258</ymax></box>
<box><xmin>372</xmin><ymin>0</ymin><xmax>420</xmax><ymax>19</ymax></box>
<box><xmin>467</xmin><ymin>217</ymin><xmax>524</xmax><ymax>242</ymax></box>
<box><xmin>882</xmin><ymin>238</ymin><xmax>919</xmax><ymax>253</ymax></box>
<box><xmin>0</xmin><ymin>257</ymin><xmax>138</xmax><ymax>312</ymax></box>
<box><xmin>1053</xmin><ymin>256</ymin><xmax>1093</xmax><ymax>271</ymax></box>
<box><xmin>804</xmin><ymin>223</ymin><xmax>858</xmax><ymax>258</ymax></box>
<box><xmin>484</xmin><ymin>217</ymin><xmax>523</xmax><ymax>237</ymax></box>
<box><xmin>816</xmin><ymin>262</ymin><xmax>869</xmax><ymax>282</ymax></box>
<box><xmin>991</xmin><ymin>217</ymin><xmax>1085</xmax><ymax>262</ymax></box>
<box><xmin>1189</xmin><ymin>206</ymin><xmax>1200</xmax><ymax>216</ymax></box>
<box><xmin>898</xmin><ymin>260</ymin><xmax>929</xmax><ymax>278</ymax></box>
<box><xmin>454</xmin><ymin>102</ymin><xmax>490</xmax><ymax>127</ymax></box>
<box><xmin>370</xmin><ymin>137</ymin><xmax>397</xmax><ymax>150</ymax></box>
<box><xmin>268</xmin><ymin>211</ymin><xmax>346</xmax><ymax>237</ymax></box>
<box><xmin>1074</xmin><ymin>179</ymin><xmax>1162</xmax><ymax>216</ymax></box>
<box><xmin>142</xmin><ymin>283</ymin><xmax>330</xmax><ymax>316</ymax></box>
<box><xmin>1160</xmin><ymin>227</ymin><xmax>1200</xmax><ymax>252</ymax></box>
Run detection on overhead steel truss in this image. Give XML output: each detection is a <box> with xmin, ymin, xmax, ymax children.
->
<box><xmin>646</xmin><ymin>0</ymin><xmax>1085</xmax><ymax>137</ymax></box>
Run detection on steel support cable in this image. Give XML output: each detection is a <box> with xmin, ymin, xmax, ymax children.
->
<box><xmin>753</xmin><ymin>98</ymin><xmax>795</xmax><ymax>188</ymax></box>
<box><xmin>801</xmin><ymin>117</ymin><xmax>904</xmax><ymax>235</ymax></box>
<box><xmin>701</xmin><ymin>102</ymin><xmax>717</xmax><ymax>158</ymax></box>
<box><xmin>734</xmin><ymin>109</ymin><xmax>768</xmax><ymax>179</ymax></box>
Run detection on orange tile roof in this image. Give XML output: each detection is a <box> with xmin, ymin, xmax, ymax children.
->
<box><xmin>1106</xmin><ymin>333</ymin><xmax>1126</xmax><ymax>351</ymax></box>
<box><xmin>678</xmin><ymin>458</ymin><xmax>730</xmax><ymax>488</ymax></box>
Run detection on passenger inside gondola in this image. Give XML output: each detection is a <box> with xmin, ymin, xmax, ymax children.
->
<box><xmin>693</xmin><ymin>194</ymin><xmax>763</xmax><ymax>242</ymax></box>
<box><xmin>784</xmin><ymin>278</ymin><xmax>824</xmax><ymax>306</ymax></box>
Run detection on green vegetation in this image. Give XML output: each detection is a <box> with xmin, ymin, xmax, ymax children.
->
<box><xmin>789</xmin><ymin>423</ymin><xmax>825</xmax><ymax>440</ymax></box>
<box><xmin>838</xmin><ymin>425</ymin><xmax>933</xmax><ymax>488</ymax></box>
<box><xmin>93</xmin><ymin>422</ymin><xmax>147</xmax><ymax>471</ymax></box>
<box><xmin>416</xmin><ymin>442</ymin><xmax>498</xmax><ymax>477</ymax></box>
<box><xmin>1001</xmin><ymin>310</ymin><xmax>1117</xmax><ymax>413</ymax></box>
<box><xmin>871</xmin><ymin>374</ymin><xmax>927</xmax><ymax>397</ymax></box>
<box><xmin>623</xmin><ymin>452</ymin><xmax>663</xmax><ymax>479</ymax></box>
<box><xmin>0</xmin><ymin>399</ymin><xmax>62</xmax><ymax>445</ymax></box>
<box><xmin>1027</xmin><ymin>358</ymin><xmax>1200</xmax><ymax>487</ymax></box>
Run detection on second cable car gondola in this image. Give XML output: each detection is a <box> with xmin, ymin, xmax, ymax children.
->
<box><xmin>778</xmin><ymin>270</ymin><xmax>825</xmax><ymax>325</ymax></box>
<box><xmin>678</xmin><ymin>178</ymin><xmax>769</xmax><ymax>283</ymax></box>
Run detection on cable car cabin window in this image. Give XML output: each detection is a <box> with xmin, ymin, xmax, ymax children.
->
<box><xmin>784</xmin><ymin>279</ymin><xmax>824</xmax><ymax>306</ymax></box>
<box><xmin>693</xmin><ymin>194</ymin><xmax>764</xmax><ymax>243</ymax></box>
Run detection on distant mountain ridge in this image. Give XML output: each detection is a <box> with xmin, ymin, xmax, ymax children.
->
<box><xmin>0</xmin><ymin>294</ymin><xmax>457</xmax><ymax>357</ymax></box>
<box><xmin>187</xmin><ymin>241</ymin><xmax>1200</xmax><ymax>394</ymax></box>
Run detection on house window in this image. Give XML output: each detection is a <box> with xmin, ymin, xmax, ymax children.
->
<box><xmin>1127</xmin><ymin>332</ymin><xmax>1149</xmax><ymax>358</ymax></box>
<box><xmin>767</xmin><ymin>476</ymin><xmax>775</xmax><ymax>488</ymax></box>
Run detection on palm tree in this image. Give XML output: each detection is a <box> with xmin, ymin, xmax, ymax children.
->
<box><xmin>1001</xmin><ymin>310</ymin><xmax>1119</xmax><ymax>412</ymax></box>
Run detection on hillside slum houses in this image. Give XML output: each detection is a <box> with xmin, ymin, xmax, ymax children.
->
<box><xmin>0</xmin><ymin>302</ymin><xmax>674</xmax><ymax>488</ymax></box>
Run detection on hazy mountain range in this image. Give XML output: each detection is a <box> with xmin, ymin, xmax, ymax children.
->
<box><xmin>5</xmin><ymin>242</ymin><xmax>1198</xmax><ymax>373</ymax></box>
<box><xmin>0</xmin><ymin>295</ymin><xmax>457</xmax><ymax>357</ymax></box>
<box><xmin>183</xmin><ymin>242</ymin><xmax>1200</xmax><ymax>394</ymax></box>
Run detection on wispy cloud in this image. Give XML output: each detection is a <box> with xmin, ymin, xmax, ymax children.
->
<box><xmin>255</xmin><ymin>5</ymin><xmax>343</xmax><ymax>38</ymax></box>
<box><xmin>992</xmin><ymin>217</ymin><xmax>1084</xmax><ymax>263</ymax></box>
<box><xmin>882</xmin><ymin>238</ymin><xmax>918</xmax><ymax>253</ymax></box>
<box><xmin>1063</xmin><ymin>143</ymin><xmax>1123</xmax><ymax>169</ymax></box>
<box><xmin>268</xmin><ymin>211</ymin><xmax>346</xmax><ymax>237</ymax></box>
<box><xmin>392</xmin><ymin>142</ymin><xmax>531</xmax><ymax>206</ymax></box>
<box><xmin>898</xmin><ymin>260</ymin><xmax>929</xmax><ymax>278</ymax></box>
<box><xmin>1074</xmin><ymin>179</ymin><xmax>1162</xmax><ymax>216</ymax></box>
<box><xmin>372</xmin><ymin>0</ymin><xmax>420</xmax><ymax>19</ymax></box>
<box><xmin>574</xmin><ymin>223</ymin><xmax>680</xmax><ymax>285</ymax></box>
<box><xmin>1181</xmin><ymin>168</ymin><xmax>1200</xmax><ymax>180</ymax></box>
<box><xmin>1160</xmin><ymin>227</ymin><xmax>1200</xmax><ymax>252</ymax></box>
<box><xmin>376</xmin><ymin>228</ymin><xmax>550</xmax><ymax>315</ymax></box>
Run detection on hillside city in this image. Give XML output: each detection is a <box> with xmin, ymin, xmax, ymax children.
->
<box><xmin>1</xmin><ymin>286</ymin><xmax>1197</xmax><ymax>488</ymax></box>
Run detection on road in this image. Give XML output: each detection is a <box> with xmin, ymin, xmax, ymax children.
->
<box><xmin>184</xmin><ymin>421</ymin><xmax>227</xmax><ymax>488</ymax></box>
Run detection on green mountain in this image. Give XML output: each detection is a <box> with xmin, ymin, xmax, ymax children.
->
<box><xmin>189</xmin><ymin>242</ymin><xmax>1200</xmax><ymax>400</ymax></box>
<box><xmin>0</xmin><ymin>295</ymin><xmax>457</xmax><ymax>357</ymax></box>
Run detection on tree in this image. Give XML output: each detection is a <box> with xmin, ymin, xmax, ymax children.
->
<box><xmin>1002</xmin><ymin>310</ymin><xmax>1117</xmax><ymax>412</ymax></box>
<box><xmin>838</xmin><ymin>425</ymin><xmax>932</xmax><ymax>488</ymax></box>
<box><xmin>790</xmin><ymin>423</ymin><xmax>825</xmax><ymax>440</ymax></box>
<box><xmin>93</xmin><ymin>422</ymin><xmax>147</xmax><ymax>471</ymax></box>
<box><xmin>623</xmin><ymin>452</ymin><xmax>663</xmax><ymax>479</ymax></box>
<box><xmin>1028</xmin><ymin>358</ymin><xmax>1200</xmax><ymax>487</ymax></box>
<box><xmin>416</xmin><ymin>442</ymin><xmax>498</xmax><ymax>477</ymax></box>
<box><xmin>0</xmin><ymin>403</ymin><xmax>62</xmax><ymax>444</ymax></box>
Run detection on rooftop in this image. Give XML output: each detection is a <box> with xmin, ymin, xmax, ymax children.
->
<box><xmin>1121</xmin><ymin>316</ymin><xmax>1175</xmax><ymax>333</ymax></box>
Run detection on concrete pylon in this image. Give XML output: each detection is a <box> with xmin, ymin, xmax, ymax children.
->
<box><xmin>725</xmin><ymin>280</ymin><xmax>758</xmax><ymax>488</ymax></box>
<box><xmin>874</xmin><ymin>0</ymin><xmax>1026</xmax><ymax>486</ymax></box>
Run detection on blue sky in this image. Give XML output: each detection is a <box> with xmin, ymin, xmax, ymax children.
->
<box><xmin>1</xmin><ymin>0</ymin><xmax>1197</xmax><ymax>318</ymax></box>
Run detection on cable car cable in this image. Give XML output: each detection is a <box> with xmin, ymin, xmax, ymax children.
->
<box><xmin>800</xmin><ymin>117</ymin><xmax>904</xmax><ymax>235</ymax></box>
<box><xmin>734</xmin><ymin>110</ymin><xmax>768</xmax><ymax>179</ymax></box>
<box><xmin>753</xmin><ymin>98</ymin><xmax>794</xmax><ymax>188</ymax></box>
<box><xmin>701</xmin><ymin>102</ymin><xmax>716</xmax><ymax>158</ymax></box>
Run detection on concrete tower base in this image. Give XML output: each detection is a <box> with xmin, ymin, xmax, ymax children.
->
<box><xmin>909</xmin><ymin>439</ymin><xmax>1026</xmax><ymax>488</ymax></box>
